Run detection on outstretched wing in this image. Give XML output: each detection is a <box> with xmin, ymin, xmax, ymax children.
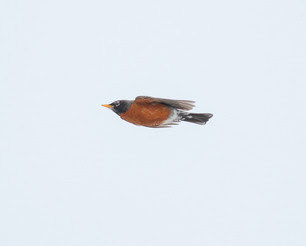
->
<box><xmin>135</xmin><ymin>96</ymin><xmax>195</xmax><ymax>111</ymax></box>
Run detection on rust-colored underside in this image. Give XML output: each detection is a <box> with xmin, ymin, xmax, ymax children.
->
<box><xmin>120</xmin><ymin>98</ymin><xmax>171</xmax><ymax>127</ymax></box>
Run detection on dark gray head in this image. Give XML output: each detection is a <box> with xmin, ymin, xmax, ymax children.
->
<box><xmin>102</xmin><ymin>100</ymin><xmax>133</xmax><ymax>115</ymax></box>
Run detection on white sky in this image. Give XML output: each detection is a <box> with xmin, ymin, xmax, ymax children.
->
<box><xmin>1</xmin><ymin>1</ymin><xmax>306</xmax><ymax>245</ymax></box>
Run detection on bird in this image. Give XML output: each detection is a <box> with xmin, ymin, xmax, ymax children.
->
<box><xmin>102</xmin><ymin>96</ymin><xmax>213</xmax><ymax>128</ymax></box>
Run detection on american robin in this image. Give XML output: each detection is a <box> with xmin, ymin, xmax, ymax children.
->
<box><xmin>102</xmin><ymin>96</ymin><xmax>213</xmax><ymax>128</ymax></box>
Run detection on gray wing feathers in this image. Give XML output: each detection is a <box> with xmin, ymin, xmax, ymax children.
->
<box><xmin>146</xmin><ymin>123</ymin><xmax>179</xmax><ymax>128</ymax></box>
<box><xmin>135</xmin><ymin>96</ymin><xmax>195</xmax><ymax>111</ymax></box>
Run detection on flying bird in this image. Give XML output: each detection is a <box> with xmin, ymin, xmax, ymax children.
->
<box><xmin>102</xmin><ymin>96</ymin><xmax>213</xmax><ymax>128</ymax></box>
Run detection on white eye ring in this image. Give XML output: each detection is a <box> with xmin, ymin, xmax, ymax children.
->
<box><xmin>115</xmin><ymin>101</ymin><xmax>120</xmax><ymax>106</ymax></box>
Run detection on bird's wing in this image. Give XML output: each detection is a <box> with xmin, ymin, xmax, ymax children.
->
<box><xmin>135</xmin><ymin>96</ymin><xmax>195</xmax><ymax>111</ymax></box>
<box><xmin>146</xmin><ymin>123</ymin><xmax>179</xmax><ymax>128</ymax></box>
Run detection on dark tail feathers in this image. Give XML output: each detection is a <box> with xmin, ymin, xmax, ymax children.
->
<box><xmin>180</xmin><ymin>113</ymin><xmax>213</xmax><ymax>125</ymax></box>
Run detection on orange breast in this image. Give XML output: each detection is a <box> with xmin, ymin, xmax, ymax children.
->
<box><xmin>120</xmin><ymin>102</ymin><xmax>171</xmax><ymax>126</ymax></box>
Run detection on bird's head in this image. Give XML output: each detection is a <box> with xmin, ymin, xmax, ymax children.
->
<box><xmin>102</xmin><ymin>100</ymin><xmax>132</xmax><ymax>115</ymax></box>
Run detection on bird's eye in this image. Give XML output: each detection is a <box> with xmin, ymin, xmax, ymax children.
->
<box><xmin>115</xmin><ymin>101</ymin><xmax>120</xmax><ymax>106</ymax></box>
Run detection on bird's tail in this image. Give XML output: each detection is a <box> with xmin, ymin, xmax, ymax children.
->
<box><xmin>179</xmin><ymin>112</ymin><xmax>213</xmax><ymax>125</ymax></box>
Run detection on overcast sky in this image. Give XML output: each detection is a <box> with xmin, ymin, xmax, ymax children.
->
<box><xmin>1</xmin><ymin>1</ymin><xmax>306</xmax><ymax>245</ymax></box>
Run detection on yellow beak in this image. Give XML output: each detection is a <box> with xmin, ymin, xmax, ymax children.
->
<box><xmin>102</xmin><ymin>104</ymin><xmax>114</xmax><ymax>108</ymax></box>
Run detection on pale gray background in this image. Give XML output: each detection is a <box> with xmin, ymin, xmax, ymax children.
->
<box><xmin>1</xmin><ymin>1</ymin><xmax>306</xmax><ymax>245</ymax></box>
